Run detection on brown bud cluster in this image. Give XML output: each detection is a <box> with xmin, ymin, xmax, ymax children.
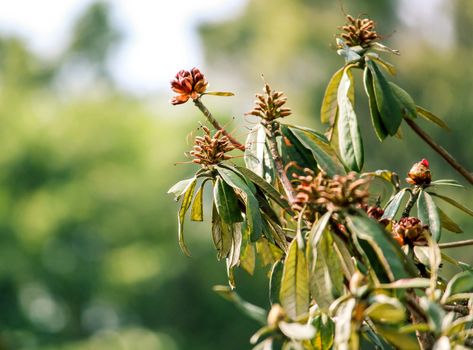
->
<box><xmin>406</xmin><ymin>159</ymin><xmax>431</xmax><ymax>186</ymax></box>
<box><xmin>339</xmin><ymin>15</ymin><xmax>379</xmax><ymax>48</ymax></box>
<box><xmin>292</xmin><ymin>169</ymin><xmax>370</xmax><ymax>223</ymax></box>
<box><xmin>190</xmin><ymin>126</ymin><xmax>234</xmax><ymax>166</ymax></box>
<box><xmin>359</xmin><ymin>204</ymin><xmax>387</xmax><ymax>225</ymax></box>
<box><xmin>170</xmin><ymin>68</ymin><xmax>208</xmax><ymax>105</ymax></box>
<box><xmin>392</xmin><ymin>217</ymin><xmax>429</xmax><ymax>247</ymax></box>
<box><xmin>246</xmin><ymin>83</ymin><xmax>291</xmax><ymax>121</ymax></box>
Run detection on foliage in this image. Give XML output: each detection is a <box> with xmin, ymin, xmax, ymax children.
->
<box><xmin>169</xmin><ymin>13</ymin><xmax>473</xmax><ymax>350</ymax></box>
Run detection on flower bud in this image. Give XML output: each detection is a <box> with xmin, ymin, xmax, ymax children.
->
<box><xmin>406</xmin><ymin>159</ymin><xmax>431</xmax><ymax>186</ymax></box>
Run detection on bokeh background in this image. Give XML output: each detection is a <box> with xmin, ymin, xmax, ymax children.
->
<box><xmin>0</xmin><ymin>0</ymin><xmax>472</xmax><ymax>349</ymax></box>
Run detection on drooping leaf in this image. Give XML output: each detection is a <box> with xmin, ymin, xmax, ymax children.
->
<box><xmin>190</xmin><ymin>180</ymin><xmax>206</xmax><ymax>221</ymax></box>
<box><xmin>337</xmin><ymin>67</ymin><xmax>364</xmax><ymax>172</ymax></box>
<box><xmin>256</xmin><ymin>237</ymin><xmax>284</xmax><ymax>267</ymax></box>
<box><xmin>363</xmin><ymin>67</ymin><xmax>388</xmax><ymax>141</ymax></box>
<box><xmin>308</xmin><ymin>212</ymin><xmax>332</xmax><ymax>248</ymax></box>
<box><xmin>374</xmin><ymin>324</ymin><xmax>420</xmax><ymax>350</ymax></box>
<box><xmin>441</xmin><ymin>271</ymin><xmax>473</xmax><ymax>303</ymax></box>
<box><xmin>212</xmin><ymin>204</ymin><xmax>233</xmax><ymax>260</ymax></box>
<box><xmin>168</xmin><ymin>177</ymin><xmax>196</xmax><ymax>200</ymax></box>
<box><xmin>288</xmin><ymin>125</ymin><xmax>346</xmax><ymax>177</ymax></box>
<box><xmin>428</xmin><ymin>192</ymin><xmax>473</xmax><ymax>217</ymax></box>
<box><xmin>381</xmin><ymin>189</ymin><xmax>408</xmax><ymax>220</ymax></box>
<box><xmin>240</xmin><ymin>243</ymin><xmax>256</xmax><ymax>275</ymax></box>
<box><xmin>379</xmin><ymin>278</ymin><xmax>431</xmax><ymax>290</ymax></box>
<box><xmin>213</xmin><ymin>285</ymin><xmax>267</xmax><ymax>324</ymax></box>
<box><xmin>346</xmin><ymin>212</ymin><xmax>417</xmax><ymax>281</ymax></box>
<box><xmin>417</xmin><ymin>190</ymin><xmax>441</xmax><ymax>242</ymax></box>
<box><xmin>366</xmin><ymin>59</ymin><xmax>403</xmax><ymax>136</ymax></box>
<box><xmin>216</xmin><ymin>166</ymin><xmax>263</xmax><ymax>241</ymax></box>
<box><xmin>389</xmin><ymin>82</ymin><xmax>418</xmax><ymax>120</ymax></box>
<box><xmin>279</xmin><ymin>321</ymin><xmax>316</xmax><ymax>340</ymax></box>
<box><xmin>214</xmin><ymin>177</ymin><xmax>243</xmax><ymax>224</ymax></box>
<box><xmin>430</xmin><ymin>179</ymin><xmax>463</xmax><ymax>188</ymax></box>
<box><xmin>226</xmin><ymin>223</ymin><xmax>243</xmax><ymax>288</ymax></box>
<box><xmin>416</xmin><ymin>106</ymin><xmax>450</xmax><ymax>131</ymax></box>
<box><xmin>419</xmin><ymin>297</ymin><xmax>445</xmax><ymax>335</ymax></box>
<box><xmin>177</xmin><ymin>177</ymin><xmax>197</xmax><ymax>256</ymax></box>
<box><xmin>269</xmin><ymin>260</ymin><xmax>284</xmax><ymax>305</ymax></box>
<box><xmin>438</xmin><ymin>207</ymin><xmax>463</xmax><ymax>233</ymax></box>
<box><xmin>280</xmin><ymin>239</ymin><xmax>310</xmax><ymax>320</ymax></box>
<box><xmin>245</xmin><ymin>123</ymin><xmax>268</xmax><ymax>177</ymax></box>
<box><xmin>236</xmin><ymin>166</ymin><xmax>292</xmax><ymax>213</ymax></box>
<box><xmin>321</xmin><ymin>67</ymin><xmax>344</xmax><ymax>124</ymax></box>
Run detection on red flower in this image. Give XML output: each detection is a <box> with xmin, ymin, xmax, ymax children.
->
<box><xmin>170</xmin><ymin>68</ymin><xmax>208</xmax><ymax>105</ymax></box>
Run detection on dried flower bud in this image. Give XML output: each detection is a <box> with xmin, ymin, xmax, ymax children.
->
<box><xmin>170</xmin><ymin>67</ymin><xmax>208</xmax><ymax>105</ymax></box>
<box><xmin>246</xmin><ymin>83</ymin><xmax>291</xmax><ymax>121</ymax></box>
<box><xmin>338</xmin><ymin>14</ymin><xmax>380</xmax><ymax>48</ymax></box>
<box><xmin>190</xmin><ymin>127</ymin><xmax>235</xmax><ymax>166</ymax></box>
<box><xmin>392</xmin><ymin>217</ymin><xmax>429</xmax><ymax>246</ymax></box>
<box><xmin>406</xmin><ymin>159</ymin><xmax>431</xmax><ymax>186</ymax></box>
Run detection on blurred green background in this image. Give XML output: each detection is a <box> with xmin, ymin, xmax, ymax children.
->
<box><xmin>0</xmin><ymin>1</ymin><xmax>472</xmax><ymax>349</ymax></box>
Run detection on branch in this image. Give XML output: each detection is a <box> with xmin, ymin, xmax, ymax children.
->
<box><xmin>402</xmin><ymin>187</ymin><xmax>420</xmax><ymax>217</ymax></box>
<box><xmin>405</xmin><ymin>118</ymin><xmax>473</xmax><ymax>185</ymax></box>
<box><xmin>193</xmin><ymin>98</ymin><xmax>245</xmax><ymax>151</ymax></box>
<box><xmin>439</xmin><ymin>239</ymin><xmax>473</xmax><ymax>249</ymax></box>
<box><xmin>443</xmin><ymin>304</ymin><xmax>470</xmax><ymax>316</ymax></box>
<box><xmin>262</xmin><ymin>121</ymin><xmax>296</xmax><ymax>204</ymax></box>
<box><xmin>406</xmin><ymin>291</ymin><xmax>436</xmax><ymax>350</ymax></box>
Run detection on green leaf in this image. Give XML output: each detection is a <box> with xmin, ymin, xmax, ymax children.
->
<box><xmin>366</xmin><ymin>59</ymin><xmax>403</xmax><ymax>136</ymax></box>
<box><xmin>214</xmin><ymin>177</ymin><xmax>243</xmax><ymax>224</ymax></box>
<box><xmin>417</xmin><ymin>190</ymin><xmax>441</xmax><ymax>242</ymax></box>
<box><xmin>430</xmin><ymin>179</ymin><xmax>463</xmax><ymax>188</ymax></box>
<box><xmin>216</xmin><ymin>166</ymin><xmax>263</xmax><ymax>241</ymax></box>
<box><xmin>235</xmin><ymin>166</ymin><xmax>292</xmax><ymax>213</ymax></box>
<box><xmin>416</xmin><ymin>106</ymin><xmax>450</xmax><ymax>131</ymax></box>
<box><xmin>269</xmin><ymin>260</ymin><xmax>284</xmax><ymax>305</ymax></box>
<box><xmin>381</xmin><ymin>189</ymin><xmax>408</xmax><ymax>220</ymax></box>
<box><xmin>168</xmin><ymin>177</ymin><xmax>196</xmax><ymax>200</ymax></box>
<box><xmin>374</xmin><ymin>325</ymin><xmax>420</xmax><ymax>350</ymax></box>
<box><xmin>211</xmin><ymin>204</ymin><xmax>233</xmax><ymax>260</ymax></box>
<box><xmin>363</xmin><ymin>66</ymin><xmax>388</xmax><ymax>141</ymax></box>
<box><xmin>371</xmin><ymin>56</ymin><xmax>397</xmax><ymax>75</ymax></box>
<box><xmin>203</xmin><ymin>91</ymin><xmax>235</xmax><ymax>96</ymax></box>
<box><xmin>308</xmin><ymin>212</ymin><xmax>332</xmax><ymax>248</ymax></box>
<box><xmin>306</xmin><ymin>314</ymin><xmax>335</xmax><ymax>350</ymax></box>
<box><xmin>321</xmin><ymin>67</ymin><xmax>344</xmax><ymax>124</ymax></box>
<box><xmin>365</xmin><ymin>295</ymin><xmax>406</xmax><ymax>324</ymax></box>
<box><xmin>256</xmin><ymin>237</ymin><xmax>284</xmax><ymax>267</ymax></box>
<box><xmin>213</xmin><ymin>285</ymin><xmax>267</xmax><ymax>324</ymax></box>
<box><xmin>308</xmin><ymin>229</ymin><xmax>343</xmax><ymax>310</ymax></box>
<box><xmin>442</xmin><ymin>271</ymin><xmax>473</xmax><ymax>303</ymax></box>
<box><xmin>280</xmin><ymin>124</ymin><xmax>319</xmax><ymax>180</ymax></box>
<box><xmin>244</xmin><ymin>123</ymin><xmax>267</xmax><ymax>177</ymax></box>
<box><xmin>337</xmin><ymin>67</ymin><xmax>364</xmax><ymax>172</ymax></box>
<box><xmin>438</xmin><ymin>207</ymin><xmax>463</xmax><ymax>233</ymax></box>
<box><xmin>191</xmin><ymin>180</ymin><xmax>207</xmax><ymax>221</ymax></box>
<box><xmin>346</xmin><ymin>212</ymin><xmax>417</xmax><ymax>281</ymax></box>
<box><xmin>429</xmin><ymin>192</ymin><xmax>473</xmax><ymax>217</ymax></box>
<box><xmin>177</xmin><ymin>177</ymin><xmax>197</xmax><ymax>256</ymax></box>
<box><xmin>279</xmin><ymin>321</ymin><xmax>316</xmax><ymax>340</ymax></box>
<box><xmin>288</xmin><ymin>125</ymin><xmax>345</xmax><ymax>177</ymax></box>
<box><xmin>419</xmin><ymin>297</ymin><xmax>445</xmax><ymax>335</ymax></box>
<box><xmin>379</xmin><ymin>278</ymin><xmax>431</xmax><ymax>289</ymax></box>
<box><xmin>280</xmin><ymin>239</ymin><xmax>310</xmax><ymax>320</ymax></box>
<box><xmin>334</xmin><ymin>298</ymin><xmax>359</xmax><ymax>350</ymax></box>
<box><xmin>389</xmin><ymin>82</ymin><xmax>418</xmax><ymax>120</ymax></box>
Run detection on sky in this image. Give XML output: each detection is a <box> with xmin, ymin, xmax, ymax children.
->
<box><xmin>0</xmin><ymin>0</ymin><xmax>247</xmax><ymax>93</ymax></box>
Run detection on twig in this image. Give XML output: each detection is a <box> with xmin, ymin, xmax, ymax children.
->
<box><xmin>405</xmin><ymin>118</ymin><xmax>473</xmax><ymax>185</ymax></box>
<box><xmin>402</xmin><ymin>187</ymin><xmax>420</xmax><ymax>217</ymax></box>
<box><xmin>262</xmin><ymin>121</ymin><xmax>296</xmax><ymax>204</ymax></box>
<box><xmin>193</xmin><ymin>98</ymin><xmax>245</xmax><ymax>151</ymax></box>
<box><xmin>439</xmin><ymin>239</ymin><xmax>473</xmax><ymax>249</ymax></box>
<box><xmin>406</xmin><ymin>291</ymin><xmax>436</xmax><ymax>350</ymax></box>
<box><xmin>443</xmin><ymin>304</ymin><xmax>470</xmax><ymax>316</ymax></box>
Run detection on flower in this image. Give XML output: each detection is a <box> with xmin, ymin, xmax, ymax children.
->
<box><xmin>190</xmin><ymin>126</ymin><xmax>234</xmax><ymax>166</ymax></box>
<box><xmin>406</xmin><ymin>159</ymin><xmax>431</xmax><ymax>186</ymax></box>
<box><xmin>392</xmin><ymin>217</ymin><xmax>429</xmax><ymax>246</ymax></box>
<box><xmin>339</xmin><ymin>15</ymin><xmax>379</xmax><ymax>48</ymax></box>
<box><xmin>246</xmin><ymin>83</ymin><xmax>291</xmax><ymax>121</ymax></box>
<box><xmin>170</xmin><ymin>68</ymin><xmax>208</xmax><ymax>105</ymax></box>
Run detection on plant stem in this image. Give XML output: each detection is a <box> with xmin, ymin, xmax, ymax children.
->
<box><xmin>439</xmin><ymin>239</ymin><xmax>473</xmax><ymax>249</ymax></box>
<box><xmin>402</xmin><ymin>187</ymin><xmax>420</xmax><ymax>217</ymax></box>
<box><xmin>443</xmin><ymin>304</ymin><xmax>470</xmax><ymax>316</ymax></box>
<box><xmin>406</xmin><ymin>291</ymin><xmax>436</xmax><ymax>350</ymax></box>
<box><xmin>193</xmin><ymin>98</ymin><xmax>245</xmax><ymax>151</ymax></box>
<box><xmin>262</xmin><ymin>121</ymin><xmax>296</xmax><ymax>204</ymax></box>
<box><xmin>405</xmin><ymin>118</ymin><xmax>473</xmax><ymax>185</ymax></box>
